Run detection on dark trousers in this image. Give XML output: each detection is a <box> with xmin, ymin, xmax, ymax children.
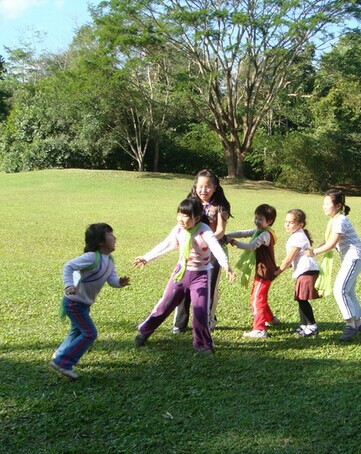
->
<box><xmin>174</xmin><ymin>255</ymin><xmax>220</xmax><ymax>331</ymax></box>
<box><xmin>139</xmin><ymin>268</ymin><xmax>213</xmax><ymax>350</ymax></box>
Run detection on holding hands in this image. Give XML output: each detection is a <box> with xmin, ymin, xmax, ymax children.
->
<box><xmin>304</xmin><ymin>248</ymin><xmax>315</xmax><ymax>257</ymax></box>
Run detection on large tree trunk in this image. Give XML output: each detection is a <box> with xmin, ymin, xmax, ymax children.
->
<box><xmin>222</xmin><ymin>138</ymin><xmax>245</xmax><ymax>178</ymax></box>
<box><xmin>236</xmin><ymin>152</ymin><xmax>245</xmax><ymax>178</ymax></box>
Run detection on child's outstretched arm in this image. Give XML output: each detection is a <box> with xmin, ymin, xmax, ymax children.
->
<box><xmin>306</xmin><ymin>233</ymin><xmax>340</xmax><ymax>257</ymax></box>
<box><xmin>133</xmin><ymin>257</ymin><xmax>147</xmax><ymax>268</ymax></box>
<box><xmin>226</xmin><ymin>229</ymin><xmax>255</xmax><ymax>241</ymax></box>
<box><xmin>133</xmin><ymin>227</ymin><xmax>179</xmax><ymax>268</ymax></box>
<box><xmin>107</xmin><ymin>268</ymin><xmax>130</xmax><ymax>288</ymax></box>
<box><xmin>228</xmin><ymin>230</ymin><xmax>270</xmax><ymax>251</ymax></box>
<box><xmin>274</xmin><ymin>247</ymin><xmax>299</xmax><ymax>277</ymax></box>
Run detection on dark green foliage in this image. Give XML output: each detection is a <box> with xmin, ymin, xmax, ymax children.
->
<box><xmin>146</xmin><ymin>123</ymin><xmax>227</xmax><ymax>176</ymax></box>
<box><xmin>0</xmin><ymin>6</ymin><xmax>361</xmax><ymax>190</ymax></box>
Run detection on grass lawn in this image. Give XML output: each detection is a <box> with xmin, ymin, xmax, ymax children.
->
<box><xmin>1</xmin><ymin>169</ymin><xmax>361</xmax><ymax>453</ymax></box>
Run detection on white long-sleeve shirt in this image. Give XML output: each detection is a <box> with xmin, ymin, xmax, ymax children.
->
<box><xmin>63</xmin><ymin>252</ymin><xmax>122</xmax><ymax>305</ymax></box>
<box><xmin>143</xmin><ymin>222</ymin><xmax>229</xmax><ymax>271</ymax></box>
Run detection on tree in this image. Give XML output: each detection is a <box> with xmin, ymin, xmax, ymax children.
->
<box><xmin>93</xmin><ymin>0</ymin><xmax>360</xmax><ymax>177</ymax></box>
<box><xmin>93</xmin><ymin>3</ymin><xmax>183</xmax><ymax>172</ymax></box>
<box><xmin>0</xmin><ymin>55</ymin><xmax>10</xmax><ymax>121</ymax></box>
<box><xmin>309</xmin><ymin>30</ymin><xmax>361</xmax><ymax>187</ymax></box>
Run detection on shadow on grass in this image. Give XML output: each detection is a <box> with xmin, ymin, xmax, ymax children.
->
<box><xmin>135</xmin><ymin>172</ymin><xmax>278</xmax><ymax>192</ymax></box>
<box><xmin>136</xmin><ymin>172</ymin><xmax>194</xmax><ymax>181</ymax></box>
<box><xmin>1</xmin><ymin>322</ymin><xmax>361</xmax><ymax>453</ymax></box>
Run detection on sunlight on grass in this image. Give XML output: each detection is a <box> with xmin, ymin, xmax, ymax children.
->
<box><xmin>1</xmin><ymin>169</ymin><xmax>361</xmax><ymax>453</ymax></box>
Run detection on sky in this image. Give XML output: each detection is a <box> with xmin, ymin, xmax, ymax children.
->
<box><xmin>0</xmin><ymin>0</ymin><xmax>97</xmax><ymax>60</ymax></box>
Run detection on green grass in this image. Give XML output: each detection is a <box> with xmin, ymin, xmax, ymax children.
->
<box><xmin>1</xmin><ymin>169</ymin><xmax>361</xmax><ymax>453</ymax></box>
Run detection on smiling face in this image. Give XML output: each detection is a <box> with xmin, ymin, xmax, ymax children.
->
<box><xmin>254</xmin><ymin>214</ymin><xmax>271</xmax><ymax>229</ymax></box>
<box><xmin>195</xmin><ymin>176</ymin><xmax>216</xmax><ymax>204</ymax></box>
<box><xmin>284</xmin><ymin>213</ymin><xmax>303</xmax><ymax>234</ymax></box>
<box><xmin>177</xmin><ymin>212</ymin><xmax>200</xmax><ymax>230</ymax></box>
<box><xmin>323</xmin><ymin>195</ymin><xmax>342</xmax><ymax>218</ymax></box>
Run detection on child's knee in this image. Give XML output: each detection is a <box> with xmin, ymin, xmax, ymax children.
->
<box><xmin>86</xmin><ymin>329</ymin><xmax>98</xmax><ymax>342</ymax></box>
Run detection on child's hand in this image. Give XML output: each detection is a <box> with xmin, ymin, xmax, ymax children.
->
<box><xmin>133</xmin><ymin>257</ymin><xmax>147</xmax><ymax>269</ymax></box>
<box><xmin>224</xmin><ymin>266</ymin><xmax>237</xmax><ymax>282</ymax></box>
<box><xmin>274</xmin><ymin>268</ymin><xmax>282</xmax><ymax>277</ymax></box>
<box><xmin>225</xmin><ymin>236</ymin><xmax>238</xmax><ymax>247</ymax></box>
<box><xmin>224</xmin><ymin>235</ymin><xmax>235</xmax><ymax>245</ymax></box>
<box><xmin>65</xmin><ymin>285</ymin><xmax>76</xmax><ymax>295</ymax></box>
<box><xmin>305</xmin><ymin>248</ymin><xmax>314</xmax><ymax>257</ymax></box>
<box><xmin>119</xmin><ymin>276</ymin><xmax>130</xmax><ymax>287</ymax></box>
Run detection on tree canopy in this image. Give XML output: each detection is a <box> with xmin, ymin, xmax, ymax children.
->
<box><xmin>93</xmin><ymin>0</ymin><xmax>361</xmax><ymax>177</ymax></box>
<box><xmin>0</xmin><ymin>2</ymin><xmax>360</xmax><ymax>191</ymax></box>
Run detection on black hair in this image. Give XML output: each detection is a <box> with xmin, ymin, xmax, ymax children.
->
<box><xmin>84</xmin><ymin>223</ymin><xmax>113</xmax><ymax>252</ymax></box>
<box><xmin>255</xmin><ymin>204</ymin><xmax>277</xmax><ymax>226</ymax></box>
<box><xmin>324</xmin><ymin>189</ymin><xmax>350</xmax><ymax>215</ymax></box>
<box><xmin>287</xmin><ymin>209</ymin><xmax>313</xmax><ymax>245</ymax></box>
<box><xmin>177</xmin><ymin>197</ymin><xmax>203</xmax><ymax>220</ymax></box>
<box><xmin>188</xmin><ymin>169</ymin><xmax>232</xmax><ymax>217</ymax></box>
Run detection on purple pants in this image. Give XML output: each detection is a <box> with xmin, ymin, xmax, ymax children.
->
<box><xmin>138</xmin><ymin>268</ymin><xmax>213</xmax><ymax>351</ymax></box>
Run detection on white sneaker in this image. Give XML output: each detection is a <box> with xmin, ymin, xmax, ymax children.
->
<box><xmin>243</xmin><ymin>329</ymin><xmax>268</xmax><ymax>338</ymax></box>
<box><xmin>49</xmin><ymin>360</ymin><xmax>79</xmax><ymax>380</ymax></box>
<box><xmin>209</xmin><ymin>318</ymin><xmax>217</xmax><ymax>331</ymax></box>
<box><xmin>265</xmin><ymin>316</ymin><xmax>281</xmax><ymax>327</ymax></box>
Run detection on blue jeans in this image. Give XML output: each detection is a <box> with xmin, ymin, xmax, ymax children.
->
<box><xmin>54</xmin><ymin>297</ymin><xmax>97</xmax><ymax>370</ymax></box>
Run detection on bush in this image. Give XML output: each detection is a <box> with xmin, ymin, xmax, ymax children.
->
<box><xmin>147</xmin><ymin>123</ymin><xmax>227</xmax><ymax>177</ymax></box>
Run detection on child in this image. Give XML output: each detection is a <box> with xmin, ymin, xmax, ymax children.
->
<box><xmin>275</xmin><ymin>209</ymin><xmax>320</xmax><ymax>337</ymax></box>
<box><xmin>307</xmin><ymin>189</ymin><xmax>361</xmax><ymax>341</ymax></box>
<box><xmin>133</xmin><ymin>197</ymin><xmax>236</xmax><ymax>353</ymax></box>
<box><xmin>227</xmin><ymin>204</ymin><xmax>278</xmax><ymax>338</ymax></box>
<box><xmin>49</xmin><ymin>223</ymin><xmax>130</xmax><ymax>380</ymax></box>
<box><xmin>173</xmin><ymin>169</ymin><xmax>231</xmax><ymax>333</ymax></box>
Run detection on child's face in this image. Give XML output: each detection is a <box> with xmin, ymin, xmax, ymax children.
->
<box><xmin>323</xmin><ymin>196</ymin><xmax>341</xmax><ymax>217</ymax></box>
<box><xmin>177</xmin><ymin>212</ymin><xmax>200</xmax><ymax>230</ymax></box>
<box><xmin>254</xmin><ymin>214</ymin><xmax>271</xmax><ymax>229</ymax></box>
<box><xmin>195</xmin><ymin>176</ymin><xmax>216</xmax><ymax>203</ymax></box>
<box><xmin>284</xmin><ymin>213</ymin><xmax>302</xmax><ymax>234</ymax></box>
<box><xmin>99</xmin><ymin>231</ymin><xmax>116</xmax><ymax>254</ymax></box>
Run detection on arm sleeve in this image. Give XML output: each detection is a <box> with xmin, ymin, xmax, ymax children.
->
<box><xmin>332</xmin><ymin>215</ymin><xmax>346</xmax><ymax>234</ymax></box>
<box><xmin>143</xmin><ymin>226</ymin><xmax>179</xmax><ymax>262</ymax></box>
<box><xmin>234</xmin><ymin>231</ymin><xmax>270</xmax><ymax>251</ymax></box>
<box><xmin>227</xmin><ymin>229</ymin><xmax>256</xmax><ymax>238</ymax></box>
<box><xmin>63</xmin><ymin>252</ymin><xmax>96</xmax><ymax>288</ymax></box>
<box><xmin>203</xmin><ymin>230</ymin><xmax>229</xmax><ymax>268</ymax></box>
<box><xmin>107</xmin><ymin>266</ymin><xmax>122</xmax><ymax>288</ymax></box>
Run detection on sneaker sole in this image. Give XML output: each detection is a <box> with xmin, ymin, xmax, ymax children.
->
<box><xmin>49</xmin><ymin>361</ymin><xmax>78</xmax><ymax>380</ymax></box>
<box><xmin>339</xmin><ymin>327</ymin><xmax>359</xmax><ymax>341</ymax></box>
<box><xmin>339</xmin><ymin>335</ymin><xmax>358</xmax><ymax>341</ymax></box>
